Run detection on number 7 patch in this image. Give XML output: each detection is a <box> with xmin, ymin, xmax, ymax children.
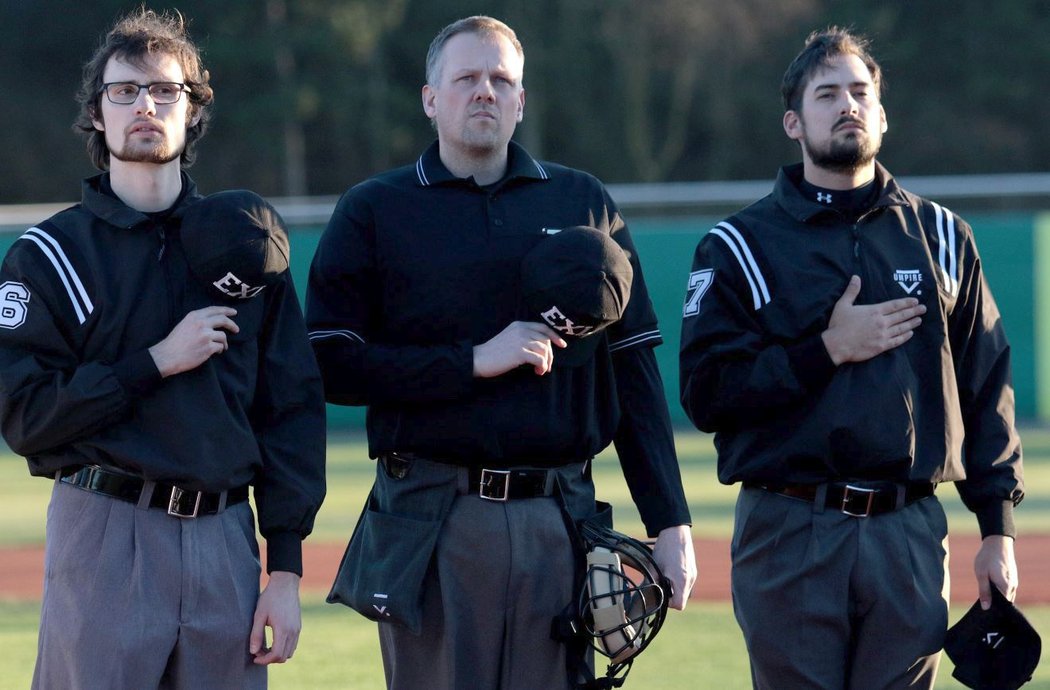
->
<box><xmin>683</xmin><ymin>269</ymin><xmax>714</xmax><ymax>317</ymax></box>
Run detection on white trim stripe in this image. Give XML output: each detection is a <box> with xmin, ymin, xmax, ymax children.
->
<box><xmin>932</xmin><ymin>202</ymin><xmax>960</xmax><ymax>296</ymax></box>
<box><xmin>710</xmin><ymin>222</ymin><xmax>771</xmax><ymax>310</ymax></box>
<box><xmin>24</xmin><ymin>228</ymin><xmax>94</xmax><ymax>314</ymax></box>
<box><xmin>608</xmin><ymin>329</ymin><xmax>661</xmax><ymax>352</ymax></box>
<box><xmin>18</xmin><ymin>228</ymin><xmax>92</xmax><ymax>325</ymax></box>
<box><xmin>308</xmin><ymin>329</ymin><xmax>366</xmax><ymax>344</ymax></box>
<box><xmin>415</xmin><ymin>156</ymin><xmax>430</xmax><ymax>187</ymax></box>
<box><xmin>533</xmin><ymin>161</ymin><xmax>549</xmax><ymax>180</ymax></box>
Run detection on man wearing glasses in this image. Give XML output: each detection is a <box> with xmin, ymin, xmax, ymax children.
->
<box><xmin>0</xmin><ymin>8</ymin><xmax>325</xmax><ymax>687</ymax></box>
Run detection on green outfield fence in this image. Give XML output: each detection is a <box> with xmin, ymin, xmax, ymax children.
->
<box><xmin>2</xmin><ymin>198</ymin><xmax>1048</xmax><ymax>429</ymax></box>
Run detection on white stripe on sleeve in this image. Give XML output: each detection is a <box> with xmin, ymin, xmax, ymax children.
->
<box><xmin>931</xmin><ymin>202</ymin><xmax>960</xmax><ymax>297</ymax></box>
<box><xmin>709</xmin><ymin>222</ymin><xmax>771</xmax><ymax>310</ymax></box>
<box><xmin>18</xmin><ymin>228</ymin><xmax>93</xmax><ymax>325</ymax></box>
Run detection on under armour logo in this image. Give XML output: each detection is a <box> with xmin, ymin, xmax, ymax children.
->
<box><xmin>816</xmin><ymin>192</ymin><xmax>832</xmax><ymax>204</ymax></box>
<box><xmin>212</xmin><ymin>272</ymin><xmax>265</xmax><ymax>299</ymax></box>
<box><xmin>984</xmin><ymin>632</ymin><xmax>1005</xmax><ymax>649</ymax></box>
<box><xmin>893</xmin><ymin>269</ymin><xmax>923</xmax><ymax>295</ymax></box>
<box><xmin>540</xmin><ymin>305</ymin><xmax>595</xmax><ymax>337</ymax></box>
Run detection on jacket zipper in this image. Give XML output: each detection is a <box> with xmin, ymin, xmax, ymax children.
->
<box><xmin>156</xmin><ymin>223</ymin><xmax>177</xmax><ymax>326</ymax></box>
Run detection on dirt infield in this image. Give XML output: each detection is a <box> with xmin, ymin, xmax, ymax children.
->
<box><xmin>2</xmin><ymin>534</ymin><xmax>1048</xmax><ymax>605</ymax></box>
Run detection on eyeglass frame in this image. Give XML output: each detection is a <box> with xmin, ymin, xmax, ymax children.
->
<box><xmin>98</xmin><ymin>81</ymin><xmax>194</xmax><ymax>105</ymax></box>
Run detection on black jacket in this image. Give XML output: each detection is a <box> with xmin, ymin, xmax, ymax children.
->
<box><xmin>679</xmin><ymin>163</ymin><xmax>1023</xmax><ymax>537</ymax></box>
<box><xmin>0</xmin><ymin>174</ymin><xmax>326</xmax><ymax>574</ymax></box>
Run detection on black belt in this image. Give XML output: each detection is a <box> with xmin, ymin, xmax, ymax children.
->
<box><xmin>380</xmin><ymin>454</ymin><xmax>562</xmax><ymax>501</ymax></box>
<box><xmin>59</xmin><ymin>465</ymin><xmax>249</xmax><ymax>518</ymax></box>
<box><xmin>468</xmin><ymin>466</ymin><xmax>556</xmax><ymax>501</ymax></box>
<box><xmin>746</xmin><ymin>481</ymin><xmax>935</xmax><ymax>517</ymax></box>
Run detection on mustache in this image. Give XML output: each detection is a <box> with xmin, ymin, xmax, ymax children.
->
<box><xmin>834</xmin><ymin>116</ymin><xmax>866</xmax><ymax>131</ymax></box>
<box><xmin>125</xmin><ymin>118</ymin><xmax>164</xmax><ymax>134</ymax></box>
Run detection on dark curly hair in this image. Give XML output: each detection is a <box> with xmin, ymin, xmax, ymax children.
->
<box><xmin>73</xmin><ymin>7</ymin><xmax>214</xmax><ymax>170</ymax></box>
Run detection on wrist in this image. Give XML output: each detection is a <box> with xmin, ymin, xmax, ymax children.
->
<box><xmin>820</xmin><ymin>330</ymin><xmax>845</xmax><ymax>366</ymax></box>
<box><xmin>267</xmin><ymin>570</ymin><xmax>301</xmax><ymax>589</ymax></box>
<box><xmin>147</xmin><ymin>343</ymin><xmax>174</xmax><ymax>378</ymax></box>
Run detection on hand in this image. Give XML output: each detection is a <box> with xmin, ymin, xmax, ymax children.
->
<box><xmin>821</xmin><ymin>275</ymin><xmax>926</xmax><ymax>365</ymax></box>
<box><xmin>149</xmin><ymin>306</ymin><xmax>239</xmax><ymax>377</ymax></box>
<box><xmin>652</xmin><ymin>524</ymin><xmax>697</xmax><ymax>611</ymax></box>
<box><xmin>472</xmin><ymin>321</ymin><xmax>567</xmax><ymax>377</ymax></box>
<box><xmin>974</xmin><ymin>534</ymin><xmax>1018</xmax><ymax>610</ymax></box>
<box><xmin>250</xmin><ymin>570</ymin><xmax>302</xmax><ymax>665</ymax></box>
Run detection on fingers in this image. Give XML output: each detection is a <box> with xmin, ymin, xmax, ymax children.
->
<box><xmin>836</xmin><ymin>275</ymin><xmax>861</xmax><ymax>305</ymax></box>
<box><xmin>977</xmin><ymin>575</ymin><xmax>993</xmax><ymax>611</ymax></box>
<box><xmin>974</xmin><ymin>535</ymin><xmax>1018</xmax><ymax>610</ymax></box>
<box><xmin>197</xmin><ymin>306</ymin><xmax>240</xmax><ymax>336</ymax></box>
<box><xmin>877</xmin><ymin>306</ymin><xmax>924</xmax><ymax>349</ymax></box>
<box><xmin>877</xmin><ymin>298</ymin><xmax>925</xmax><ymax>321</ymax></box>
<box><xmin>248</xmin><ymin>610</ymin><xmax>267</xmax><ymax>657</ymax></box>
<box><xmin>474</xmin><ymin>321</ymin><xmax>566</xmax><ymax>378</ymax></box>
<box><xmin>252</xmin><ymin>625</ymin><xmax>299</xmax><ymax>665</ymax></box>
<box><xmin>652</xmin><ymin>526</ymin><xmax>696</xmax><ymax>611</ymax></box>
<box><xmin>668</xmin><ymin>573</ymin><xmax>688</xmax><ymax>610</ymax></box>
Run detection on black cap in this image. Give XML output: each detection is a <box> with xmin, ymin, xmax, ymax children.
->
<box><xmin>520</xmin><ymin>226</ymin><xmax>633</xmax><ymax>366</ymax></box>
<box><xmin>178</xmin><ymin>190</ymin><xmax>290</xmax><ymax>301</ymax></box>
<box><xmin>944</xmin><ymin>586</ymin><xmax>1041</xmax><ymax>690</ymax></box>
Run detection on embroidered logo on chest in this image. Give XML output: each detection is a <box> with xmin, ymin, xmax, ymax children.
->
<box><xmin>894</xmin><ymin>269</ymin><xmax>923</xmax><ymax>295</ymax></box>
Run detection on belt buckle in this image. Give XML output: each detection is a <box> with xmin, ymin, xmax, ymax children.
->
<box><xmin>840</xmin><ymin>484</ymin><xmax>876</xmax><ymax>517</ymax></box>
<box><xmin>479</xmin><ymin>469</ymin><xmax>510</xmax><ymax>502</ymax></box>
<box><xmin>168</xmin><ymin>486</ymin><xmax>202</xmax><ymax>518</ymax></box>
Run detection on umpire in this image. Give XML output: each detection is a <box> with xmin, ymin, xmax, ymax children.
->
<box><xmin>0</xmin><ymin>9</ymin><xmax>326</xmax><ymax>687</ymax></box>
<box><xmin>307</xmin><ymin>15</ymin><xmax>695</xmax><ymax>690</ymax></box>
<box><xmin>679</xmin><ymin>27</ymin><xmax>1024</xmax><ymax>690</ymax></box>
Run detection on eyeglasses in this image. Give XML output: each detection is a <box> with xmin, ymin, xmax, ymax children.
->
<box><xmin>99</xmin><ymin>82</ymin><xmax>190</xmax><ymax>105</ymax></box>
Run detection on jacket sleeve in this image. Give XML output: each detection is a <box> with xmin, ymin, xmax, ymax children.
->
<box><xmin>0</xmin><ymin>234</ymin><xmax>162</xmax><ymax>457</ymax></box>
<box><xmin>612</xmin><ymin>346</ymin><xmax>691</xmax><ymax>536</ymax></box>
<box><xmin>943</xmin><ymin>211</ymin><xmax>1023</xmax><ymax>537</ymax></box>
<box><xmin>305</xmin><ymin>188</ymin><xmax>474</xmax><ymax>406</ymax></box>
<box><xmin>679</xmin><ymin>224</ymin><xmax>835</xmax><ymax>433</ymax></box>
<box><xmin>250</xmin><ymin>271</ymin><xmax>328</xmax><ymax>575</ymax></box>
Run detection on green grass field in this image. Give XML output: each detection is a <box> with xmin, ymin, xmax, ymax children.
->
<box><xmin>0</xmin><ymin>427</ymin><xmax>1047</xmax><ymax>689</ymax></box>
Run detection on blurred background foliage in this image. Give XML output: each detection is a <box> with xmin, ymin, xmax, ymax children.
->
<box><xmin>3</xmin><ymin>0</ymin><xmax>1050</xmax><ymax>203</ymax></box>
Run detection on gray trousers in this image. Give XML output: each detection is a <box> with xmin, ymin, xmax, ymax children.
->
<box><xmin>731</xmin><ymin>486</ymin><xmax>950</xmax><ymax>690</ymax></box>
<box><xmin>33</xmin><ymin>480</ymin><xmax>265</xmax><ymax>690</ymax></box>
<box><xmin>376</xmin><ymin>458</ymin><xmax>595</xmax><ymax>690</ymax></box>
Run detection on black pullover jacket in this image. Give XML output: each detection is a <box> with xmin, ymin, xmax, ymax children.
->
<box><xmin>680</xmin><ymin>162</ymin><xmax>1023</xmax><ymax>537</ymax></box>
<box><xmin>0</xmin><ymin>174</ymin><xmax>326</xmax><ymax>574</ymax></box>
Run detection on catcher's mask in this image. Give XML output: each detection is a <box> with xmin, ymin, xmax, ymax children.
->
<box><xmin>554</xmin><ymin>514</ymin><xmax>671</xmax><ymax>689</ymax></box>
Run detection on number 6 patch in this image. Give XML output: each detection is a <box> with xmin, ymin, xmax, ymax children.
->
<box><xmin>683</xmin><ymin>269</ymin><xmax>713</xmax><ymax>317</ymax></box>
<box><xmin>0</xmin><ymin>281</ymin><xmax>31</xmax><ymax>329</ymax></box>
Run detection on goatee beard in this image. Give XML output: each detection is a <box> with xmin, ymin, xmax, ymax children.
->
<box><xmin>808</xmin><ymin>137</ymin><xmax>879</xmax><ymax>175</ymax></box>
<box><xmin>110</xmin><ymin>144</ymin><xmax>182</xmax><ymax>165</ymax></box>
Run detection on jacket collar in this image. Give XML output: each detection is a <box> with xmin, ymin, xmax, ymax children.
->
<box><xmin>413</xmin><ymin>140</ymin><xmax>550</xmax><ymax>189</ymax></box>
<box><xmin>81</xmin><ymin>172</ymin><xmax>199</xmax><ymax>229</ymax></box>
<box><xmin>774</xmin><ymin>161</ymin><xmax>909</xmax><ymax>223</ymax></box>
